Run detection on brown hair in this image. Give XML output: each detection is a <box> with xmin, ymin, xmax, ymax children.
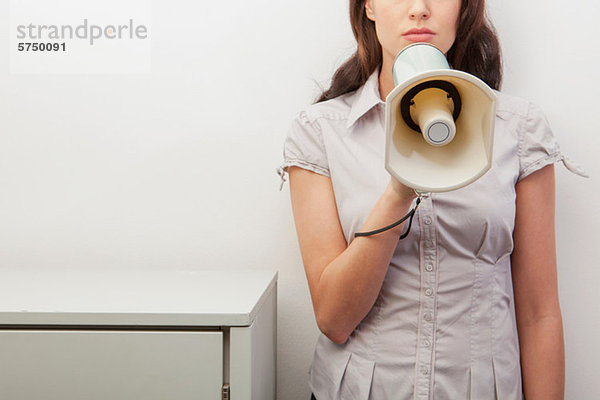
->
<box><xmin>316</xmin><ymin>0</ymin><xmax>502</xmax><ymax>103</ymax></box>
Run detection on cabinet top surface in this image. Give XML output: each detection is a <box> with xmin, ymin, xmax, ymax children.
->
<box><xmin>0</xmin><ymin>268</ymin><xmax>278</xmax><ymax>327</ymax></box>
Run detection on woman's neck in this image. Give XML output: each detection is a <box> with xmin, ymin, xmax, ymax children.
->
<box><xmin>378</xmin><ymin>55</ymin><xmax>395</xmax><ymax>101</ymax></box>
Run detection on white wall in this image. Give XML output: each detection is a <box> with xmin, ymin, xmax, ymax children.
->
<box><xmin>0</xmin><ymin>0</ymin><xmax>597</xmax><ymax>399</ymax></box>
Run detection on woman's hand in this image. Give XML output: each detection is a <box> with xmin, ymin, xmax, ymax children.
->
<box><xmin>387</xmin><ymin>176</ymin><xmax>418</xmax><ymax>203</ymax></box>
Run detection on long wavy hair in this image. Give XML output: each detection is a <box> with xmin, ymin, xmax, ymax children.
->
<box><xmin>316</xmin><ymin>0</ymin><xmax>502</xmax><ymax>103</ymax></box>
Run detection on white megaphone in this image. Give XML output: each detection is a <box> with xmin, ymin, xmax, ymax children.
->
<box><xmin>385</xmin><ymin>43</ymin><xmax>496</xmax><ymax>193</ymax></box>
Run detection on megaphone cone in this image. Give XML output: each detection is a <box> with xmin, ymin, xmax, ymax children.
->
<box><xmin>385</xmin><ymin>43</ymin><xmax>496</xmax><ymax>193</ymax></box>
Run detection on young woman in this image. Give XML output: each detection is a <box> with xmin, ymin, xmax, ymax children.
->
<box><xmin>277</xmin><ymin>1</ymin><xmax>587</xmax><ymax>399</ymax></box>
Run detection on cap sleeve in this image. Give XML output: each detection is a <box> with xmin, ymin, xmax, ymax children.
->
<box><xmin>276</xmin><ymin>110</ymin><xmax>330</xmax><ymax>190</ymax></box>
<box><xmin>517</xmin><ymin>101</ymin><xmax>588</xmax><ymax>182</ymax></box>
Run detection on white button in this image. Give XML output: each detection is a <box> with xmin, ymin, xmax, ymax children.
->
<box><xmin>423</xmin><ymin>312</ymin><xmax>432</xmax><ymax>322</ymax></box>
<box><xmin>421</xmin><ymin>367</ymin><xmax>429</xmax><ymax>375</ymax></box>
<box><xmin>426</xmin><ymin>240</ymin><xmax>433</xmax><ymax>248</ymax></box>
<box><xmin>423</xmin><ymin>339</ymin><xmax>431</xmax><ymax>347</ymax></box>
<box><xmin>425</xmin><ymin>264</ymin><xmax>433</xmax><ymax>272</ymax></box>
<box><xmin>425</xmin><ymin>288</ymin><xmax>433</xmax><ymax>296</ymax></box>
<box><xmin>424</xmin><ymin>216</ymin><xmax>432</xmax><ymax>225</ymax></box>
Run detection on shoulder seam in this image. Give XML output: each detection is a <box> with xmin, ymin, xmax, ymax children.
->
<box><xmin>494</xmin><ymin>91</ymin><xmax>530</xmax><ymax>118</ymax></box>
<box><xmin>495</xmin><ymin>106</ymin><xmax>528</xmax><ymax>118</ymax></box>
<box><xmin>516</xmin><ymin>101</ymin><xmax>533</xmax><ymax>173</ymax></box>
<box><xmin>302</xmin><ymin>110</ymin><xmax>349</xmax><ymax>124</ymax></box>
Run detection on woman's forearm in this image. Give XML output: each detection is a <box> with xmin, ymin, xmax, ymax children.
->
<box><xmin>316</xmin><ymin>184</ymin><xmax>415</xmax><ymax>344</ymax></box>
<box><xmin>518</xmin><ymin>314</ymin><xmax>565</xmax><ymax>400</ymax></box>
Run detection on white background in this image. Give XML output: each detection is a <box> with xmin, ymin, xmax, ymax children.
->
<box><xmin>0</xmin><ymin>0</ymin><xmax>598</xmax><ymax>399</ymax></box>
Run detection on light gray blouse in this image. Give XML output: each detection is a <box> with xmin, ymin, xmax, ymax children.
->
<box><xmin>277</xmin><ymin>69</ymin><xmax>587</xmax><ymax>400</ymax></box>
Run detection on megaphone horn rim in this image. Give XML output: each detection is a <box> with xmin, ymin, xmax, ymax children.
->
<box><xmin>384</xmin><ymin>162</ymin><xmax>493</xmax><ymax>193</ymax></box>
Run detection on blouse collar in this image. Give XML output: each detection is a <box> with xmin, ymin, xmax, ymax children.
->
<box><xmin>346</xmin><ymin>67</ymin><xmax>385</xmax><ymax>129</ymax></box>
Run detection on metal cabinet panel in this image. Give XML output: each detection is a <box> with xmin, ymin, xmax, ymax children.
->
<box><xmin>230</xmin><ymin>286</ymin><xmax>277</xmax><ymax>400</ymax></box>
<box><xmin>0</xmin><ymin>330</ymin><xmax>223</xmax><ymax>400</ymax></box>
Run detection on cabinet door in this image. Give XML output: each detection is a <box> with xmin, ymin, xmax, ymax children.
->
<box><xmin>0</xmin><ymin>330</ymin><xmax>222</xmax><ymax>400</ymax></box>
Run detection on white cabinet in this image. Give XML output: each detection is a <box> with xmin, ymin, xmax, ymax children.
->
<box><xmin>0</xmin><ymin>268</ymin><xmax>278</xmax><ymax>400</ymax></box>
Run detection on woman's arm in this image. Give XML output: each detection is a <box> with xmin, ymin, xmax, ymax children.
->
<box><xmin>511</xmin><ymin>164</ymin><xmax>565</xmax><ymax>400</ymax></box>
<box><xmin>288</xmin><ymin>166</ymin><xmax>416</xmax><ymax>344</ymax></box>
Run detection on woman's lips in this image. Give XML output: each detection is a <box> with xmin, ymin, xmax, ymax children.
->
<box><xmin>403</xmin><ymin>33</ymin><xmax>435</xmax><ymax>42</ymax></box>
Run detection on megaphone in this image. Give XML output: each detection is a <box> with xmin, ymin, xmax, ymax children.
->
<box><xmin>385</xmin><ymin>43</ymin><xmax>496</xmax><ymax>193</ymax></box>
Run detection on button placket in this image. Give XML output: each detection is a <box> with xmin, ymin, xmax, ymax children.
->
<box><xmin>414</xmin><ymin>196</ymin><xmax>438</xmax><ymax>400</ymax></box>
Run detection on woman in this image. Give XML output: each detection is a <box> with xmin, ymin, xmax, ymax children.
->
<box><xmin>277</xmin><ymin>1</ymin><xmax>587</xmax><ymax>399</ymax></box>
